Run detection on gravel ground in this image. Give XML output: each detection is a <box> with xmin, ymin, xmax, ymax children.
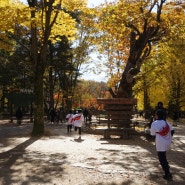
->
<box><xmin>0</xmin><ymin>118</ymin><xmax>185</xmax><ymax>185</ymax></box>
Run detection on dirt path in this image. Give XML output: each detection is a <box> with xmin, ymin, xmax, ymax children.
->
<box><xmin>0</xmin><ymin>119</ymin><xmax>185</xmax><ymax>185</ymax></box>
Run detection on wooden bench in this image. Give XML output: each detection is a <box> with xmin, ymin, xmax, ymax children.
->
<box><xmin>103</xmin><ymin>128</ymin><xmax>134</xmax><ymax>139</ymax></box>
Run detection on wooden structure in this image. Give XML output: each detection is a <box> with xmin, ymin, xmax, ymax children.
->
<box><xmin>97</xmin><ymin>98</ymin><xmax>137</xmax><ymax>139</ymax></box>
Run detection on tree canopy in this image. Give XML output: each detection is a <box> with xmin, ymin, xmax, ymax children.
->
<box><xmin>82</xmin><ymin>0</ymin><xmax>185</xmax><ymax>98</ymax></box>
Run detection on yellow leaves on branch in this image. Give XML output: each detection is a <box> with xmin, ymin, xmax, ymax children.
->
<box><xmin>63</xmin><ymin>0</ymin><xmax>87</xmax><ymax>11</ymax></box>
<box><xmin>50</xmin><ymin>12</ymin><xmax>77</xmax><ymax>42</ymax></box>
<box><xmin>84</xmin><ymin>1</ymin><xmax>160</xmax><ymax>54</ymax></box>
<box><xmin>82</xmin><ymin>0</ymin><xmax>185</xmax><ymax>84</ymax></box>
<box><xmin>0</xmin><ymin>0</ymin><xmax>28</xmax><ymax>50</ymax></box>
<box><xmin>107</xmin><ymin>72</ymin><xmax>121</xmax><ymax>89</ymax></box>
<box><xmin>0</xmin><ymin>0</ymin><xmax>16</xmax><ymax>6</ymax></box>
<box><xmin>0</xmin><ymin>0</ymin><xmax>87</xmax><ymax>50</ymax></box>
<box><xmin>0</xmin><ymin>0</ymin><xmax>29</xmax><ymax>29</ymax></box>
<box><xmin>30</xmin><ymin>0</ymin><xmax>87</xmax><ymax>42</ymax></box>
<box><xmin>34</xmin><ymin>10</ymin><xmax>77</xmax><ymax>42</ymax></box>
<box><xmin>162</xmin><ymin>2</ymin><xmax>185</xmax><ymax>40</ymax></box>
<box><xmin>85</xmin><ymin>0</ymin><xmax>184</xmax><ymax>51</ymax></box>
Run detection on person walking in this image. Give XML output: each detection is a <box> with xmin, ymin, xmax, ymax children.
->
<box><xmin>72</xmin><ymin>110</ymin><xmax>84</xmax><ymax>139</ymax></box>
<box><xmin>49</xmin><ymin>108</ymin><xmax>56</xmax><ymax>124</ymax></box>
<box><xmin>150</xmin><ymin>109</ymin><xmax>174</xmax><ymax>181</ymax></box>
<box><xmin>66</xmin><ymin>110</ymin><xmax>73</xmax><ymax>133</ymax></box>
<box><xmin>149</xmin><ymin>101</ymin><xmax>167</xmax><ymax>128</ymax></box>
<box><xmin>154</xmin><ymin>101</ymin><xmax>167</xmax><ymax>120</ymax></box>
<box><xmin>83</xmin><ymin>108</ymin><xmax>89</xmax><ymax>123</ymax></box>
<box><xmin>15</xmin><ymin>107</ymin><xmax>23</xmax><ymax>125</ymax></box>
<box><xmin>59</xmin><ymin>107</ymin><xmax>64</xmax><ymax>124</ymax></box>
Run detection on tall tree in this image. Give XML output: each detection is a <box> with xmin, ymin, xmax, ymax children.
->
<box><xmin>159</xmin><ymin>39</ymin><xmax>185</xmax><ymax>114</ymax></box>
<box><xmin>85</xmin><ymin>0</ymin><xmax>185</xmax><ymax>98</ymax></box>
<box><xmin>27</xmin><ymin>0</ymin><xmax>85</xmax><ymax>135</ymax></box>
<box><xmin>0</xmin><ymin>0</ymin><xmax>90</xmax><ymax>135</ymax></box>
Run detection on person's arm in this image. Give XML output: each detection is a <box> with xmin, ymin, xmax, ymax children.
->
<box><xmin>171</xmin><ymin>130</ymin><xmax>174</xmax><ymax>136</ymax></box>
<box><xmin>66</xmin><ymin>114</ymin><xmax>69</xmax><ymax>120</ymax></box>
<box><xmin>150</xmin><ymin>123</ymin><xmax>156</xmax><ymax>136</ymax></box>
<box><xmin>168</xmin><ymin>122</ymin><xmax>174</xmax><ymax>136</ymax></box>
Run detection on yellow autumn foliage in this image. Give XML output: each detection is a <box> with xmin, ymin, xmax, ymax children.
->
<box><xmin>0</xmin><ymin>0</ymin><xmax>87</xmax><ymax>50</ymax></box>
<box><xmin>63</xmin><ymin>0</ymin><xmax>87</xmax><ymax>11</ymax></box>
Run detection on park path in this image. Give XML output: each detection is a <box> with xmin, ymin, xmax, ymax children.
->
<box><xmin>0</xmin><ymin>118</ymin><xmax>185</xmax><ymax>185</ymax></box>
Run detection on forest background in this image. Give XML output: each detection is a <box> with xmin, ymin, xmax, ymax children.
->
<box><xmin>0</xmin><ymin>0</ymin><xmax>185</xmax><ymax>135</ymax></box>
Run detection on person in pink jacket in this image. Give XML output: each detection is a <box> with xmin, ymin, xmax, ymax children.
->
<box><xmin>72</xmin><ymin>110</ymin><xmax>84</xmax><ymax>139</ymax></box>
<box><xmin>150</xmin><ymin>109</ymin><xmax>174</xmax><ymax>181</ymax></box>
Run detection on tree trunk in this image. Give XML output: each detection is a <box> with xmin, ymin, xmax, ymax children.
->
<box><xmin>29</xmin><ymin>0</ymin><xmax>45</xmax><ymax>136</ymax></box>
<box><xmin>49</xmin><ymin>67</ymin><xmax>54</xmax><ymax>109</ymax></box>
<box><xmin>28</xmin><ymin>0</ymin><xmax>54</xmax><ymax>136</ymax></box>
<box><xmin>31</xmin><ymin>58</ymin><xmax>45</xmax><ymax>136</ymax></box>
<box><xmin>116</xmin><ymin>73</ymin><xmax>134</xmax><ymax>98</ymax></box>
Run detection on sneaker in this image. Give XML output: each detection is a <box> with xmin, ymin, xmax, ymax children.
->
<box><xmin>163</xmin><ymin>173</ymin><xmax>173</xmax><ymax>181</ymax></box>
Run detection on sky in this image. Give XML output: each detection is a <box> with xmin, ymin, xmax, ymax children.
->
<box><xmin>88</xmin><ymin>0</ymin><xmax>115</xmax><ymax>7</ymax></box>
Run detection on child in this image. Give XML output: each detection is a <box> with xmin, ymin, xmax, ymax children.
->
<box><xmin>150</xmin><ymin>109</ymin><xmax>174</xmax><ymax>181</ymax></box>
<box><xmin>66</xmin><ymin>110</ymin><xmax>73</xmax><ymax>133</ymax></box>
<box><xmin>72</xmin><ymin>110</ymin><xmax>84</xmax><ymax>139</ymax></box>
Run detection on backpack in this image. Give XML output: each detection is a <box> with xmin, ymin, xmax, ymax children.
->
<box><xmin>156</xmin><ymin>122</ymin><xmax>170</xmax><ymax>136</ymax></box>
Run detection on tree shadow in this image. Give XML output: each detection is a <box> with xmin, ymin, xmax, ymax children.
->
<box><xmin>0</xmin><ymin>136</ymin><xmax>68</xmax><ymax>185</ymax></box>
<box><xmin>0</xmin><ymin>137</ymin><xmax>39</xmax><ymax>184</ymax></box>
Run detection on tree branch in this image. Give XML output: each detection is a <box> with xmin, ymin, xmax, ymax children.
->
<box><xmin>109</xmin><ymin>88</ymin><xmax>116</xmax><ymax>98</ymax></box>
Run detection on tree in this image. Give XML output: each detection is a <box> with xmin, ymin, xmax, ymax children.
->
<box><xmin>45</xmin><ymin>36</ymin><xmax>73</xmax><ymax>111</ymax></box>
<box><xmin>85</xmin><ymin>0</ymin><xmax>185</xmax><ymax>98</ymax></box>
<box><xmin>133</xmin><ymin>35</ymin><xmax>185</xmax><ymax>113</ymax></box>
<box><xmin>46</xmin><ymin>16</ymin><xmax>93</xmax><ymax>113</ymax></box>
<box><xmin>159</xmin><ymin>39</ymin><xmax>185</xmax><ymax>115</ymax></box>
<box><xmin>27</xmin><ymin>0</ymin><xmax>86</xmax><ymax>135</ymax></box>
<box><xmin>72</xmin><ymin>80</ymin><xmax>109</xmax><ymax>109</ymax></box>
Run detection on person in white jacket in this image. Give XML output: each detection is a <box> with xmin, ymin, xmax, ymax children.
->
<box><xmin>66</xmin><ymin>110</ymin><xmax>73</xmax><ymax>133</ymax></box>
<box><xmin>72</xmin><ymin>110</ymin><xmax>84</xmax><ymax>138</ymax></box>
<box><xmin>150</xmin><ymin>109</ymin><xmax>174</xmax><ymax>181</ymax></box>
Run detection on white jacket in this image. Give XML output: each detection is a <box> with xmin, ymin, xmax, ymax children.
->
<box><xmin>72</xmin><ymin>113</ymin><xmax>84</xmax><ymax>127</ymax></box>
<box><xmin>66</xmin><ymin>113</ymin><xmax>73</xmax><ymax>125</ymax></box>
<box><xmin>150</xmin><ymin>120</ymin><xmax>173</xmax><ymax>151</ymax></box>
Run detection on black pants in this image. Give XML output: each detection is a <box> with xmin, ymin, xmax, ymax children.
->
<box><xmin>50</xmin><ymin>116</ymin><xmax>55</xmax><ymax>122</ymax></box>
<box><xmin>84</xmin><ymin>116</ymin><xmax>88</xmax><ymax>123</ymax></box>
<box><xmin>67</xmin><ymin>125</ymin><xmax>72</xmax><ymax>132</ymax></box>
<box><xmin>75</xmin><ymin>127</ymin><xmax>81</xmax><ymax>135</ymax></box>
<box><xmin>17</xmin><ymin>119</ymin><xmax>21</xmax><ymax>125</ymax></box>
<box><xmin>157</xmin><ymin>151</ymin><xmax>170</xmax><ymax>175</ymax></box>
